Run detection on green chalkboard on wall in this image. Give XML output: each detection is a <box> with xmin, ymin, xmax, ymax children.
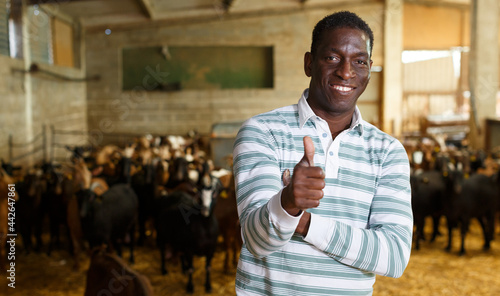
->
<box><xmin>122</xmin><ymin>46</ymin><xmax>274</xmax><ymax>91</ymax></box>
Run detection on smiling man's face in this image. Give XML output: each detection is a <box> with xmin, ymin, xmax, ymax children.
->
<box><xmin>304</xmin><ymin>27</ymin><xmax>372</xmax><ymax>117</ymax></box>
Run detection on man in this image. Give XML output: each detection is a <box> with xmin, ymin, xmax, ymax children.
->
<box><xmin>233</xmin><ymin>11</ymin><xmax>412</xmax><ymax>295</ymax></box>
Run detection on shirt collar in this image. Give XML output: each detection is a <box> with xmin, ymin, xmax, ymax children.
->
<box><xmin>298</xmin><ymin>88</ymin><xmax>364</xmax><ymax>135</ymax></box>
<box><xmin>298</xmin><ymin>89</ymin><xmax>315</xmax><ymax>128</ymax></box>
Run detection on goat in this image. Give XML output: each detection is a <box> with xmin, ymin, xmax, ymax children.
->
<box><xmin>155</xmin><ymin>159</ymin><xmax>221</xmax><ymax>293</ymax></box>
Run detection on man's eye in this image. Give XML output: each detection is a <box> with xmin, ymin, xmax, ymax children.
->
<box><xmin>357</xmin><ymin>60</ymin><xmax>368</xmax><ymax>65</ymax></box>
<box><xmin>326</xmin><ymin>56</ymin><xmax>338</xmax><ymax>61</ymax></box>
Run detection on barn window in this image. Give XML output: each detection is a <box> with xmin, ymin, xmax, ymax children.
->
<box><xmin>8</xmin><ymin>0</ymin><xmax>22</xmax><ymax>59</ymax></box>
<box><xmin>401</xmin><ymin>48</ymin><xmax>470</xmax><ymax>133</ymax></box>
<box><xmin>122</xmin><ymin>46</ymin><xmax>274</xmax><ymax>91</ymax></box>
<box><xmin>23</xmin><ymin>4</ymin><xmax>76</xmax><ymax>67</ymax></box>
<box><xmin>28</xmin><ymin>5</ymin><xmax>53</xmax><ymax>64</ymax></box>
<box><xmin>52</xmin><ymin>17</ymin><xmax>74</xmax><ymax>67</ymax></box>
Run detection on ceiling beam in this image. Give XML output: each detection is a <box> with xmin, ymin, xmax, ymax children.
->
<box><xmin>79</xmin><ymin>13</ymin><xmax>149</xmax><ymax>28</ymax></box>
<box><xmin>84</xmin><ymin>0</ymin><xmax>377</xmax><ymax>33</ymax></box>
<box><xmin>26</xmin><ymin>0</ymin><xmax>94</xmax><ymax>5</ymax></box>
<box><xmin>136</xmin><ymin>0</ymin><xmax>154</xmax><ymax>19</ymax></box>
<box><xmin>404</xmin><ymin>0</ymin><xmax>470</xmax><ymax>9</ymax></box>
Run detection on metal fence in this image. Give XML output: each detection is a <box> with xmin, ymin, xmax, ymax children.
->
<box><xmin>7</xmin><ymin>125</ymin><xmax>47</xmax><ymax>165</ymax></box>
<box><xmin>6</xmin><ymin>125</ymin><xmax>213</xmax><ymax>167</ymax></box>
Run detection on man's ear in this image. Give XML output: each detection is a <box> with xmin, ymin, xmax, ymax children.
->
<box><xmin>304</xmin><ymin>52</ymin><xmax>313</xmax><ymax>77</ymax></box>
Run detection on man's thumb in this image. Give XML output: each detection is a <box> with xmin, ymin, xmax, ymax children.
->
<box><xmin>298</xmin><ymin>136</ymin><xmax>315</xmax><ymax>167</ymax></box>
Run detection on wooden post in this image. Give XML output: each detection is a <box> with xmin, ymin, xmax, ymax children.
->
<box><xmin>382</xmin><ymin>0</ymin><xmax>403</xmax><ymax>136</ymax></box>
<box><xmin>468</xmin><ymin>0</ymin><xmax>499</xmax><ymax>149</ymax></box>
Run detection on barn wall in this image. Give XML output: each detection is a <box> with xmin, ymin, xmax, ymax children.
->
<box><xmin>0</xmin><ymin>57</ymin><xmax>27</xmax><ymax>165</ymax></box>
<box><xmin>84</xmin><ymin>3</ymin><xmax>385</xmax><ymax>139</ymax></box>
<box><xmin>0</xmin><ymin>58</ymin><xmax>87</xmax><ymax>167</ymax></box>
<box><xmin>30</xmin><ymin>64</ymin><xmax>89</xmax><ymax>163</ymax></box>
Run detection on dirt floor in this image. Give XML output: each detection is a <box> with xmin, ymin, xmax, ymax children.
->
<box><xmin>1</xmin><ymin>218</ymin><xmax>500</xmax><ymax>296</ymax></box>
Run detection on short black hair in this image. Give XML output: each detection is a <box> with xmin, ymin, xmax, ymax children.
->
<box><xmin>310</xmin><ymin>11</ymin><xmax>374</xmax><ymax>57</ymax></box>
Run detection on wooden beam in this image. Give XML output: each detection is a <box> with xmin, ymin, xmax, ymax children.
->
<box><xmin>79</xmin><ymin>14</ymin><xmax>149</xmax><ymax>28</ymax></box>
<box><xmin>468</xmin><ymin>0</ymin><xmax>499</xmax><ymax>149</ymax></box>
<box><xmin>83</xmin><ymin>0</ymin><xmax>378</xmax><ymax>32</ymax></box>
<box><xmin>26</xmin><ymin>0</ymin><xmax>94</xmax><ymax>5</ymax></box>
<box><xmin>404</xmin><ymin>0</ymin><xmax>470</xmax><ymax>9</ymax></box>
<box><xmin>136</xmin><ymin>0</ymin><xmax>154</xmax><ymax>19</ymax></box>
<box><xmin>382</xmin><ymin>0</ymin><xmax>404</xmax><ymax>136</ymax></box>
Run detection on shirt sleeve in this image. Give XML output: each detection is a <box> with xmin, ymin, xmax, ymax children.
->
<box><xmin>303</xmin><ymin>139</ymin><xmax>413</xmax><ymax>278</ymax></box>
<box><xmin>233</xmin><ymin>118</ymin><xmax>302</xmax><ymax>258</ymax></box>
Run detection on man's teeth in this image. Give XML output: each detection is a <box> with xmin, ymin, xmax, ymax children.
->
<box><xmin>333</xmin><ymin>85</ymin><xmax>353</xmax><ymax>92</ymax></box>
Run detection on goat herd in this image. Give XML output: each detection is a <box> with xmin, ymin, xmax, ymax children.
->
<box><xmin>404</xmin><ymin>135</ymin><xmax>500</xmax><ymax>255</ymax></box>
<box><xmin>0</xmin><ymin>133</ymin><xmax>241</xmax><ymax>295</ymax></box>
<box><xmin>0</xmin><ymin>132</ymin><xmax>499</xmax><ymax>295</ymax></box>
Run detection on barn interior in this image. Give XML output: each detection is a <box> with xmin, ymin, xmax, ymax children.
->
<box><xmin>1</xmin><ymin>0</ymin><xmax>500</xmax><ymax>295</ymax></box>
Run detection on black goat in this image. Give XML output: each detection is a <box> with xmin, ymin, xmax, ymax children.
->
<box><xmin>130</xmin><ymin>161</ymin><xmax>157</xmax><ymax>246</ymax></box>
<box><xmin>16</xmin><ymin>171</ymin><xmax>45</xmax><ymax>253</ymax></box>
<box><xmin>411</xmin><ymin>154</ymin><xmax>452</xmax><ymax>250</ymax></box>
<box><xmin>446</xmin><ymin>172</ymin><xmax>499</xmax><ymax>255</ymax></box>
<box><xmin>155</xmin><ymin>162</ymin><xmax>221</xmax><ymax>294</ymax></box>
<box><xmin>40</xmin><ymin>163</ymin><xmax>74</xmax><ymax>256</ymax></box>
<box><xmin>77</xmin><ymin>183</ymin><xmax>138</xmax><ymax>263</ymax></box>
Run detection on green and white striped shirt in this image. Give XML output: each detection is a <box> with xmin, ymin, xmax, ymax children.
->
<box><xmin>233</xmin><ymin>89</ymin><xmax>412</xmax><ymax>296</ymax></box>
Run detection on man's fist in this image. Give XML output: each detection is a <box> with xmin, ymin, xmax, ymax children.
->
<box><xmin>281</xmin><ymin>136</ymin><xmax>325</xmax><ymax>216</ymax></box>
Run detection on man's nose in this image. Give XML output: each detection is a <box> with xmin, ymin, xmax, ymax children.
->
<box><xmin>335</xmin><ymin>60</ymin><xmax>355</xmax><ymax>80</ymax></box>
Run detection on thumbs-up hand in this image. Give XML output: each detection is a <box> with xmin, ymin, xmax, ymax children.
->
<box><xmin>281</xmin><ymin>136</ymin><xmax>325</xmax><ymax>217</ymax></box>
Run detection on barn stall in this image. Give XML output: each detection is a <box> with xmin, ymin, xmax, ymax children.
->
<box><xmin>1</xmin><ymin>0</ymin><xmax>500</xmax><ymax>295</ymax></box>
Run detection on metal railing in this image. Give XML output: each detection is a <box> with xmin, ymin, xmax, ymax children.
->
<box><xmin>7</xmin><ymin>125</ymin><xmax>47</xmax><ymax>165</ymax></box>
<box><xmin>7</xmin><ymin>125</ymin><xmax>210</xmax><ymax>166</ymax></box>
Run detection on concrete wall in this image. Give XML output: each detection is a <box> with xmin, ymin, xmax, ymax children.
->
<box><xmin>0</xmin><ymin>57</ymin><xmax>27</xmax><ymax>165</ymax></box>
<box><xmin>0</xmin><ymin>57</ymin><xmax>87</xmax><ymax>167</ymax></box>
<box><xmin>31</xmin><ymin>64</ymin><xmax>88</xmax><ymax>163</ymax></box>
<box><xmin>85</xmin><ymin>3</ymin><xmax>385</xmax><ymax>140</ymax></box>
